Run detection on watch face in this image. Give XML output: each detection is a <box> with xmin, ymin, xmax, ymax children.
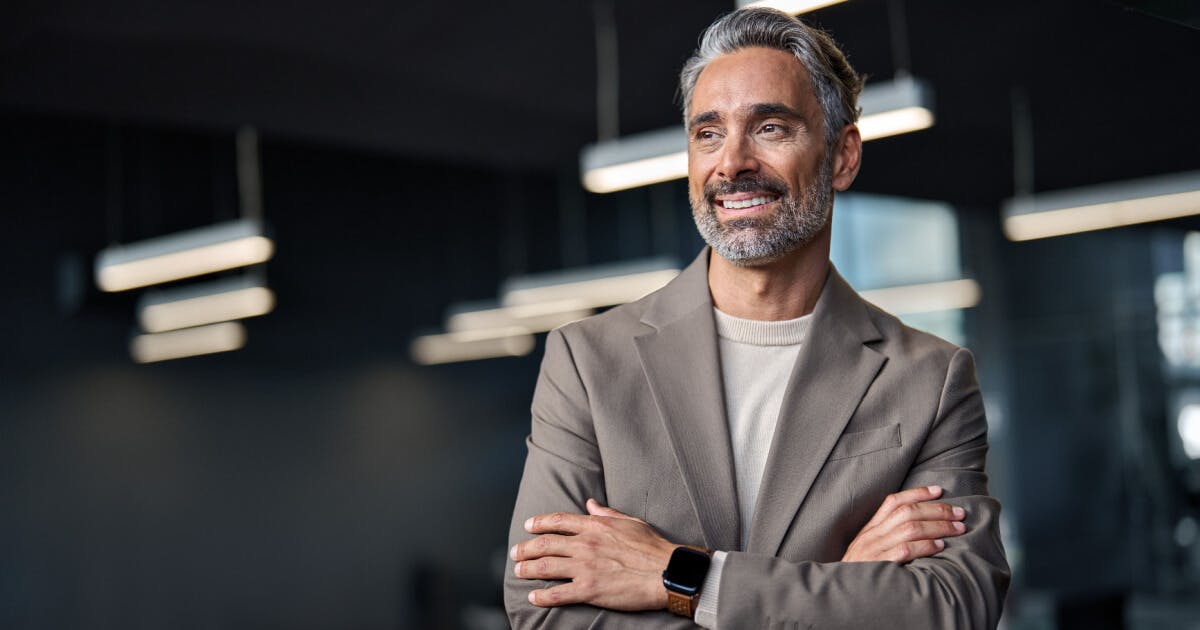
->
<box><xmin>663</xmin><ymin>547</ymin><xmax>710</xmax><ymax>596</ymax></box>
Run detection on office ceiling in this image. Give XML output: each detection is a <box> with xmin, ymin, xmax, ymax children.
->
<box><xmin>2</xmin><ymin>0</ymin><xmax>1198</xmax><ymax>209</ymax></box>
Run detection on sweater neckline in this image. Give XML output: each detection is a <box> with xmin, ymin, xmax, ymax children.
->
<box><xmin>713</xmin><ymin>307</ymin><xmax>812</xmax><ymax>346</ymax></box>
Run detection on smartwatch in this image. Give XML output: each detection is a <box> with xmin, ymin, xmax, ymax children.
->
<box><xmin>662</xmin><ymin>545</ymin><xmax>712</xmax><ymax>618</ymax></box>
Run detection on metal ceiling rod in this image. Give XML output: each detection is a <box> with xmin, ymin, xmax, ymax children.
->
<box><xmin>593</xmin><ymin>0</ymin><xmax>620</xmax><ymax>142</ymax></box>
<box><xmin>887</xmin><ymin>0</ymin><xmax>913</xmax><ymax>78</ymax></box>
<box><xmin>235</xmin><ymin>125</ymin><xmax>268</xmax><ymax>283</ymax></box>
<box><xmin>235</xmin><ymin>126</ymin><xmax>264</xmax><ymax>221</ymax></box>
<box><xmin>1010</xmin><ymin>87</ymin><xmax>1035</xmax><ymax>198</ymax></box>
<box><xmin>105</xmin><ymin>125</ymin><xmax>124</xmax><ymax>245</ymax></box>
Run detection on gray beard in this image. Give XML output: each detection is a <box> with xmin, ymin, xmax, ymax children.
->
<box><xmin>690</xmin><ymin>157</ymin><xmax>833</xmax><ymax>267</ymax></box>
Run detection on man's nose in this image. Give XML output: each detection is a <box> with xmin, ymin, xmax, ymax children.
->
<box><xmin>715</xmin><ymin>134</ymin><xmax>759</xmax><ymax>180</ymax></box>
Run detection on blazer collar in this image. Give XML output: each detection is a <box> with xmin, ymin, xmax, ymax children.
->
<box><xmin>634</xmin><ymin>248</ymin><xmax>740</xmax><ymax>550</ymax></box>
<box><xmin>640</xmin><ymin>247</ymin><xmax>713</xmax><ymax>330</ymax></box>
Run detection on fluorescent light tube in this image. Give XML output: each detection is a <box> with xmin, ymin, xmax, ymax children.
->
<box><xmin>410</xmin><ymin>328</ymin><xmax>536</xmax><ymax>365</ymax></box>
<box><xmin>580</xmin><ymin>77</ymin><xmax>934</xmax><ymax>193</ymax></box>
<box><xmin>501</xmin><ymin>258</ymin><xmax>679</xmax><ymax>308</ymax></box>
<box><xmin>446</xmin><ymin>299</ymin><xmax>593</xmax><ymax>334</ymax></box>
<box><xmin>736</xmin><ymin>0</ymin><xmax>848</xmax><ymax>15</ymax></box>
<box><xmin>856</xmin><ymin>76</ymin><xmax>935</xmax><ymax>141</ymax></box>
<box><xmin>130</xmin><ymin>321</ymin><xmax>246</xmax><ymax>363</ymax></box>
<box><xmin>138</xmin><ymin>276</ymin><xmax>275</xmax><ymax>333</ymax></box>
<box><xmin>1003</xmin><ymin>171</ymin><xmax>1200</xmax><ymax>241</ymax></box>
<box><xmin>859</xmin><ymin>279</ymin><xmax>981</xmax><ymax>315</ymax></box>
<box><xmin>581</xmin><ymin>127</ymin><xmax>688</xmax><ymax>194</ymax></box>
<box><xmin>95</xmin><ymin>218</ymin><xmax>274</xmax><ymax>292</ymax></box>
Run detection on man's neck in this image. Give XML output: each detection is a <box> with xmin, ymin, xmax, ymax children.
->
<box><xmin>707</xmin><ymin>235</ymin><xmax>830</xmax><ymax>322</ymax></box>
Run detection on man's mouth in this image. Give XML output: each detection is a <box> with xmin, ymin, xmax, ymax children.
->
<box><xmin>716</xmin><ymin>195</ymin><xmax>780</xmax><ymax>210</ymax></box>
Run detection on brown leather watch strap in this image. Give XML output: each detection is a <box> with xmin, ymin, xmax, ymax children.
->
<box><xmin>667</xmin><ymin>589</ymin><xmax>700</xmax><ymax>618</ymax></box>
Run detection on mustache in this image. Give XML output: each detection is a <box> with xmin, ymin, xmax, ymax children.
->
<box><xmin>704</xmin><ymin>175</ymin><xmax>789</xmax><ymax>201</ymax></box>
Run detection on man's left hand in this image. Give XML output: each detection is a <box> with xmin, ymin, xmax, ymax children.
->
<box><xmin>512</xmin><ymin>498</ymin><xmax>676</xmax><ymax>611</ymax></box>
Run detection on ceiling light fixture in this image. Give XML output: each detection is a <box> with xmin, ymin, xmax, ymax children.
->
<box><xmin>95</xmin><ymin>218</ymin><xmax>274</xmax><ymax>292</ymax></box>
<box><xmin>137</xmin><ymin>276</ymin><xmax>275</xmax><ymax>333</ymax></box>
<box><xmin>854</xmin><ymin>75</ymin><xmax>934</xmax><ymax>141</ymax></box>
<box><xmin>736</xmin><ymin>0</ymin><xmax>848</xmax><ymax>15</ymax></box>
<box><xmin>445</xmin><ymin>299</ymin><xmax>594</xmax><ymax>335</ymax></box>
<box><xmin>501</xmin><ymin>257</ymin><xmax>680</xmax><ymax>308</ymax></box>
<box><xmin>130</xmin><ymin>321</ymin><xmax>247</xmax><ymax>364</ymax></box>
<box><xmin>1002</xmin><ymin>171</ymin><xmax>1200</xmax><ymax>241</ymax></box>
<box><xmin>413</xmin><ymin>259</ymin><xmax>679</xmax><ymax>365</ymax></box>
<box><xmin>859</xmin><ymin>278</ymin><xmax>981</xmax><ymax>315</ymax></box>
<box><xmin>410</xmin><ymin>328</ymin><xmax>537</xmax><ymax>366</ymax></box>
<box><xmin>580</xmin><ymin>77</ymin><xmax>935</xmax><ymax>193</ymax></box>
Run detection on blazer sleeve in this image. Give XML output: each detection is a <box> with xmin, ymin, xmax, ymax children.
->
<box><xmin>504</xmin><ymin>328</ymin><xmax>699</xmax><ymax>629</ymax></box>
<box><xmin>714</xmin><ymin>348</ymin><xmax>1011</xmax><ymax>629</ymax></box>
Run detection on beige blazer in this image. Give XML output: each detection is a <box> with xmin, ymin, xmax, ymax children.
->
<box><xmin>505</xmin><ymin>249</ymin><xmax>1010</xmax><ymax>629</ymax></box>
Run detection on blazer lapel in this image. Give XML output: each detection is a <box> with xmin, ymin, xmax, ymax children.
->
<box><xmin>747</xmin><ymin>267</ymin><xmax>886</xmax><ymax>556</ymax></box>
<box><xmin>634</xmin><ymin>250</ymin><xmax>741</xmax><ymax>552</ymax></box>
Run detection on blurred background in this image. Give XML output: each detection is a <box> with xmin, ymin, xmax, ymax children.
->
<box><xmin>2</xmin><ymin>0</ymin><xmax>1199</xmax><ymax>628</ymax></box>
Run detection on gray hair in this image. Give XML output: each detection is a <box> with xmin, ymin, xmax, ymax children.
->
<box><xmin>679</xmin><ymin>7</ymin><xmax>864</xmax><ymax>148</ymax></box>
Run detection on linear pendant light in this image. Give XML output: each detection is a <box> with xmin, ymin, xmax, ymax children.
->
<box><xmin>736</xmin><ymin>0</ymin><xmax>848</xmax><ymax>15</ymax></box>
<box><xmin>137</xmin><ymin>276</ymin><xmax>275</xmax><ymax>333</ymax></box>
<box><xmin>410</xmin><ymin>328</ymin><xmax>537</xmax><ymax>366</ymax></box>
<box><xmin>130</xmin><ymin>321</ymin><xmax>247</xmax><ymax>364</ymax></box>
<box><xmin>411</xmin><ymin>258</ymin><xmax>679</xmax><ymax>364</ymax></box>
<box><xmin>445</xmin><ymin>300</ymin><xmax>593</xmax><ymax>335</ymax></box>
<box><xmin>859</xmin><ymin>278</ymin><xmax>981</xmax><ymax>315</ymax></box>
<box><xmin>854</xmin><ymin>75</ymin><xmax>934</xmax><ymax>141</ymax></box>
<box><xmin>580</xmin><ymin>76</ymin><xmax>935</xmax><ymax>193</ymax></box>
<box><xmin>95</xmin><ymin>217</ymin><xmax>274</xmax><ymax>292</ymax></box>
<box><xmin>1002</xmin><ymin>171</ymin><xmax>1200</xmax><ymax>241</ymax></box>
<box><xmin>500</xmin><ymin>257</ymin><xmax>680</xmax><ymax>309</ymax></box>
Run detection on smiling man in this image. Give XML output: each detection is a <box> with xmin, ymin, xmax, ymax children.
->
<box><xmin>505</xmin><ymin>8</ymin><xmax>1009</xmax><ymax>629</ymax></box>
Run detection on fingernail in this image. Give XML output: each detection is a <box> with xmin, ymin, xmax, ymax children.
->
<box><xmin>952</xmin><ymin>506</ymin><xmax>965</xmax><ymax>518</ymax></box>
<box><xmin>528</xmin><ymin>591</ymin><xmax>538</xmax><ymax>604</ymax></box>
<box><xmin>510</xmin><ymin>545</ymin><xmax>518</xmax><ymax>560</ymax></box>
<box><xmin>513</xmin><ymin>561</ymin><xmax>522</xmax><ymax>576</ymax></box>
<box><xmin>953</xmin><ymin>521</ymin><xmax>966</xmax><ymax>533</ymax></box>
<box><xmin>524</xmin><ymin>517</ymin><xmax>533</xmax><ymax>531</ymax></box>
<box><xmin>935</xmin><ymin>539</ymin><xmax>945</xmax><ymax>550</ymax></box>
<box><xmin>928</xmin><ymin>485</ymin><xmax>941</xmax><ymax>494</ymax></box>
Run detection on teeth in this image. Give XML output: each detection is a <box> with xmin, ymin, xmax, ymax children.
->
<box><xmin>721</xmin><ymin>196</ymin><xmax>776</xmax><ymax>209</ymax></box>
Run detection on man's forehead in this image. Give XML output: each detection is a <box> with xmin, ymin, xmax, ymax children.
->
<box><xmin>688</xmin><ymin>47</ymin><xmax>814</xmax><ymax>119</ymax></box>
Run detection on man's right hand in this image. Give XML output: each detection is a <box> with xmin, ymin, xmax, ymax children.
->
<box><xmin>841</xmin><ymin>485</ymin><xmax>967</xmax><ymax>563</ymax></box>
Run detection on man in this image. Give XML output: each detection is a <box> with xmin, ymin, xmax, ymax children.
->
<box><xmin>505</xmin><ymin>7</ymin><xmax>1009</xmax><ymax>629</ymax></box>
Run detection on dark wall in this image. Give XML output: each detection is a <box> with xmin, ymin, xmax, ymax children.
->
<box><xmin>0</xmin><ymin>112</ymin><xmax>703</xmax><ymax>628</ymax></box>
<box><xmin>0</xmin><ymin>108</ymin><xmax>712</xmax><ymax>628</ymax></box>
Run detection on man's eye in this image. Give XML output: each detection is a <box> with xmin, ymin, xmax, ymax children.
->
<box><xmin>694</xmin><ymin>130</ymin><xmax>721</xmax><ymax>143</ymax></box>
<box><xmin>760</xmin><ymin>123</ymin><xmax>787</xmax><ymax>135</ymax></box>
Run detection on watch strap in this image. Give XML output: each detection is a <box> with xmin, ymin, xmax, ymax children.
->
<box><xmin>667</xmin><ymin>589</ymin><xmax>700</xmax><ymax>618</ymax></box>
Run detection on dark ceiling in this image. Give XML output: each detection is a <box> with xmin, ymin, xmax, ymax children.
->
<box><xmin>2</xmin><ymin>0</ymin><xmax>1198</xmax><ymax>210</ymax></box>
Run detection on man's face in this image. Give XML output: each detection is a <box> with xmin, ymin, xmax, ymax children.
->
<box><xmin>686</xmin><ymin>47</ymin><xmax>838</xmax><ymax>266</ymax></box>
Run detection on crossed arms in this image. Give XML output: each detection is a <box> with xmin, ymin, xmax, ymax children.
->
<box><xmin>504</xmin><ymin>329</ymin><xmax>1010</xmax><ymax>629</ymax></box>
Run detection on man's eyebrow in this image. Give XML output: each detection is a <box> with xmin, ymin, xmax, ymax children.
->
<box><xmin>749</xmin><ymin>102</ymin><xmax>805</xmax><ymax>119</ymax></box>
<box><xmin>687</xmin><ymin>111</ymin><xmax>720</xmax><ymax>130</ymax></box>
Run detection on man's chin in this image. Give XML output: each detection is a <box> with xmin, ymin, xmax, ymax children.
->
<box><xmin>710</xmin><ymin>239</ymin><xmax>796</xmax><ymax>268</ymax></box>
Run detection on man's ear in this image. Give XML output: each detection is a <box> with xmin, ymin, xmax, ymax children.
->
<box><xmin>830</xmin><ymin>124</ymin><xmax>862</xmax><ymax>192</ymax></box>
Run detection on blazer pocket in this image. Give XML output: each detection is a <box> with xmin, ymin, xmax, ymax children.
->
<box><xmin>828</xmin><ymin>424</ymin><xmax>902</xmax><ymax>460</ymax></box>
